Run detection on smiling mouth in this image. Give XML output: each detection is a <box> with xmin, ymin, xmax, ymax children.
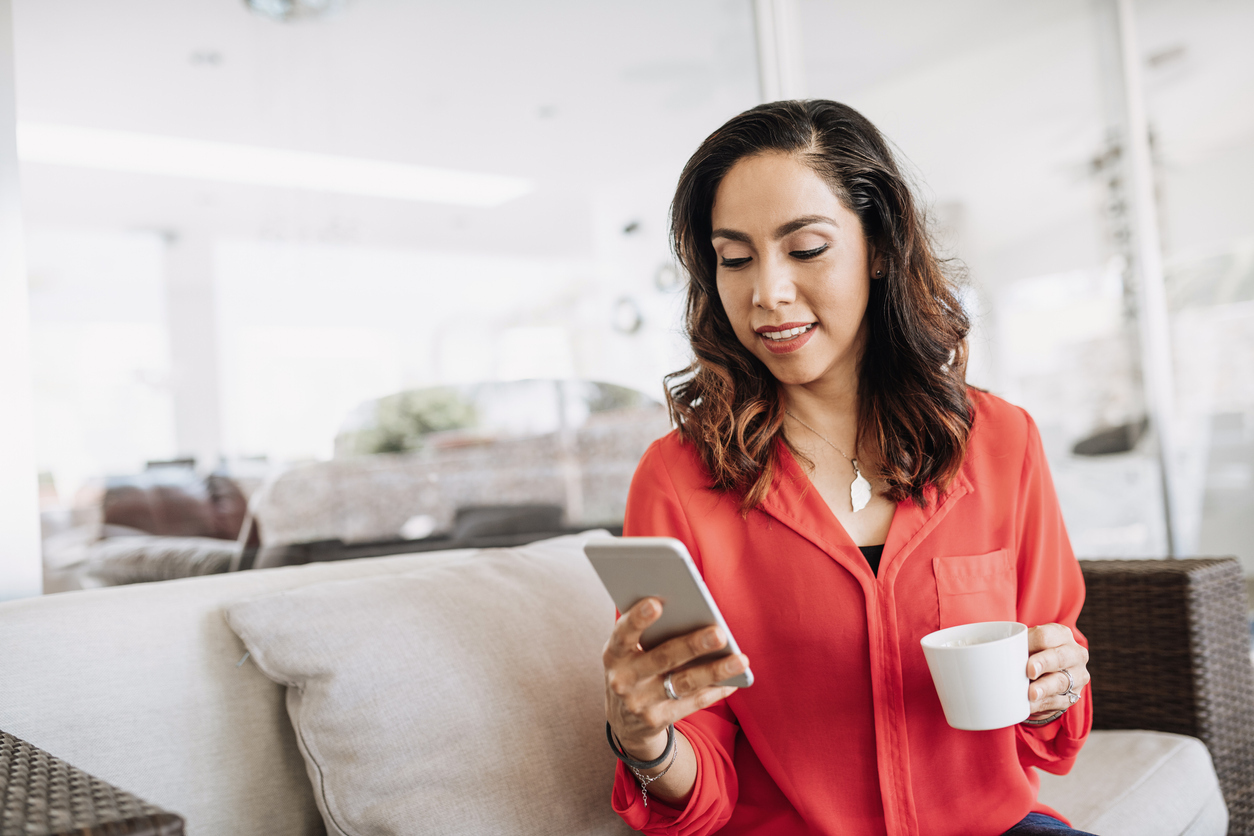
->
<box><xmin>759</xmin><ymin>323</ymin><xmax>815</xmax><ymax>341</ymax></box>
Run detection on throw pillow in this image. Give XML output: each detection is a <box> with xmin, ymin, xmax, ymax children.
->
<box><xmin>225</xmin><ymin>535</ymin><xmax>632</xmax><ymax>836</ymax></box>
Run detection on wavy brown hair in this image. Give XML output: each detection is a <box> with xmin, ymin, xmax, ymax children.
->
<box><xmin>666</xmin><ymin>99</ymin><xmax>973</xmax><ymax>512</ymax></box>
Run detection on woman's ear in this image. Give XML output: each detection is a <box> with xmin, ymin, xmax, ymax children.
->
<box><xmin>865</xmin><ymin>242</ymin><xmax>885</xmax><ymax>280</ymax></box>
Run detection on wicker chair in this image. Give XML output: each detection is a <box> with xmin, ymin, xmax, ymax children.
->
<box><xmin>1079</xmin><ymin>558</ymin><xmax>1254</xmax><ymax>836</ymax></box>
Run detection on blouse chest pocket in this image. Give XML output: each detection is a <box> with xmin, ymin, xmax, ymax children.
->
<box><xmin>933</xmin><ymin>549</ymin><xmax>1017</xmax><ymax>629</ymax></box>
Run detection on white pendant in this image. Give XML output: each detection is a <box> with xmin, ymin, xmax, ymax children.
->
<box><xmin>850</xmin><ymin>461</ymin><xmax>872</xmax><ymax>512</ymax></box>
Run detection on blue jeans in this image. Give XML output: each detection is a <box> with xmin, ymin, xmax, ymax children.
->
<box><xmin>1001</xmin><ymin>812</ymin><xmax>1099</xmax><ymax>835</ymax></box>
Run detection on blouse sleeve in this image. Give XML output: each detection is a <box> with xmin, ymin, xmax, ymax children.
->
<box><xmin>1012</xmin><ymin>413</ymin><xmax>1093</xmax><ymax>774</ymax></box>
<box><xmin>610</xmin><ymin>438</ymin><xmax>741</xmax><ymax>835</ymax></box>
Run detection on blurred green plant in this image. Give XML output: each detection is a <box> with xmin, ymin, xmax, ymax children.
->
<box><xmin>585</xmin><ymin>382</ymin><xmax>653</xmax><ymax>413</ymax></box>
<box><xmin>346</xmin><ymin>388</ymin><xmax>478</xmax><ymax>455</ymax></box>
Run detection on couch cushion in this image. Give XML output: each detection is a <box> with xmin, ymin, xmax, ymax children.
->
<box><xmin>85</xmin><ymin>534</ymin><xmax>240</xmax><ymax>585</ymax></box>
<box><xmin>1037</xmin><ymin>729</ymin><xmax>1227</xmax><ymax>836</ymax></box>
<box><xmin>225</xmin><ymin>534</ymin><xmax>631</xmax><ymax>836</ymax></box>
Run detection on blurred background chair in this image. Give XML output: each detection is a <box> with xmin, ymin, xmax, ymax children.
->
<box><xmin>40</xmin><ymin>462</ymin><xmax>257</xmax><ymax>593</ymax></box>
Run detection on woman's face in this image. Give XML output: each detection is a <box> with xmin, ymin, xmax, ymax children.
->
<box><xmin>711</xmin><ymin>152</ymin><xmax>875</xmax><ymax>390</ymax></box>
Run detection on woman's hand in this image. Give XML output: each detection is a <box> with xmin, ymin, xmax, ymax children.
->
<box><xmin>604</xmin><ymin>597</ymin><xmax>749</xmax><ymax>761</ymax></box>
<box><xmin>1025</xmin><ymin>623</ymin><xmax>1090</xmax><ymax>719</ymax></box>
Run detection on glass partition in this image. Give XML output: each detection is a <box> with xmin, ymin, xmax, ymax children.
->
<box><xmin>798</xmin><ymin>0</ymin><xmax>1251</xmax><ymax>563</ymax></box>
<box><xmin>1138</xmin><ymin>0</ymin><xmax>1254</xmax><ymax>570</ymax></box>
<box><xmin>13</xmin><ymin>0</ymin><xmax>760</xmax><ymax>532</ymax></box>
<box><xmin>15</xmin><ymin>0</ymin><xmax>1251</xmax><ymax>574</ymax></box>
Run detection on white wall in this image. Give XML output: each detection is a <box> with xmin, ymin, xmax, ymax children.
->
<box><xmin>0</xmin><ymin>0</ymin><xmax>40</xmax><ymax>599</ymax></box>
<box><xmin>26</xmin><ymin>227</ymin><xmax>176</xmax><ymax>493</ymax></box>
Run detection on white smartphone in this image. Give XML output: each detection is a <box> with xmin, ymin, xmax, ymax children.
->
<box><xmin>584</xmin><ymin>536</ymin><xmax>753</xmax><ymax>688</ymax></box>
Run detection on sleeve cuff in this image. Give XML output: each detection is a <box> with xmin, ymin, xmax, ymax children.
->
<box><xmin>611</xmin><ymin>720</ymin><xmax>738</xmax><ymax>836</ymax></box>
<box><xmin>1017</xmin><ymin>693</ymin><xmax>1092</xmax><ymax>773</ymax></box>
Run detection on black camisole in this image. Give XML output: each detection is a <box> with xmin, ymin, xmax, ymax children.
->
<box><xmin>859</xmin><ymin>544</ymin><xmax>886</xmax><ymax>576</ymax></box>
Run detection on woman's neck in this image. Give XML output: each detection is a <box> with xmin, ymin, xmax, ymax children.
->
<box><xmin>781</xmin><ymin>375</ymin><xmax>861</xmax><ymax>455</ymax></box>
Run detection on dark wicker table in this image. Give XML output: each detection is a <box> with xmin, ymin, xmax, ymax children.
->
<box><xmin>1080</xmin><ymin>557</ymin><xmax>1254</xmax><ymax>836</ymax></box>
<box><xmin>0</xmin><ymin>730</ymin><xmax>183</xmax><ymax>836</ymax></box>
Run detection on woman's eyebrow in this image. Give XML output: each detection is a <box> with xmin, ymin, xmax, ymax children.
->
<box><xmin>774</xmin><ymin>215</ymin><xmax>838</xmax><ymax>238</ymax></box>
<box><xmin>711</xmin><ymin>215</ymin><xmax>838</xmax><ymax>244</ymax></box>
<box><xmin>711</xmin><ymin>228</ymin><xmax>751</xmax><ymax>243</ymax></box>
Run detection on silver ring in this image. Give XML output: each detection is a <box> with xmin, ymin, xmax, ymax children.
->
<box><xmin>663</xmin><ymin>673</ymin><xmax>680</xmax><ymax>701</ymax></box>
<box><xmin>1061</xmin><ymin>668</ymin><xmax>1080</xmax><ymax>705</ymax></box>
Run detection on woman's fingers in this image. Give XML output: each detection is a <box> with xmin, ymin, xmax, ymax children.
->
<box><xmin>1030</xmin><ymin>669</ymin><xmax>1075</xmax><ymax>702</ymax></box>
<box><xmin>604</xmin><ymin>598</ymin><xmax>747</xmax><ymax>755</ymax></box>
<box><xmin>1028</xmin><ymin>668</ymin><xmax>1084</xmax><ymax>714</ymax></box>
<box><xmin>662</xmin><ymin>653</ymin><xmax>749</xmax><ymax>702</ymax></box>
<box><xmin>604</xmin><ymin>599</ymin><xmax>732</xmax><ymax>685</ymax></box>
<box><xmin>1024</xmin><ymin>623</ymin><xmax>1092</xmax><ymax>716</ymax></box>
<box><xmin>637</xmin><ymin>623</ymin><xmax>728</xmax><ymax>679</ymax></box>
<box><xmin>1027</xmin><ymin>623</ymin><xmax>1071</xmax><ymax>653</ymax></box>
<box><xmin>1025</xmin><ymin>624</ymin><xmax>1089</xmax><ymax>680</ymax></box>
<box><xmin>609</xmin><ymin>658</ymin><xmax>745</xmax><ymax>757</ymax></box>
<box><xmin>688</xmin><ymin>684</ymin><xmax>740</xmax><ymax>711</ymax></box>
<box><xmin>1027</xmin><ymin>646</ymin><xmax>1069</xmax><ymax>680</ymax></box>
<box><xmin>604</xmin><ymin>597</ymin><xmax>663</xmax><ymax>661</ymax></box>
<box><xmin>647</xmin><ymin>658</ymin><xmax>745</xmax><ymax>726</ymax></box>
<box><xmin>603</xmin><ymin>599</ymin><xmax>664</xmax><ymax>702</ymax></box>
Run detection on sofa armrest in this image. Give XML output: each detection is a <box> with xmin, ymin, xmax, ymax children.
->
<box><xmin>0</xmin><ymin>729</ymin><xmax>184</xmax><ymax>836</ymax></box>
<box><xmin>1079</xmin><ymin>557</ymin><xmax>1254</xmax><ymax>835</ymax></box>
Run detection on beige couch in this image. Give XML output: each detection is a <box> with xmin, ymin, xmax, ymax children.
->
<box><xmin>0</xmin><ymin>533</ymin><xmax>1228</xmax><ymax>835</ymax></box>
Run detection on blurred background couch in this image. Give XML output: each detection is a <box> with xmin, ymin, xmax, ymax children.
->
<box><xmin>41</xmin><ymin>379</ymin><xmax>669</xmax><ymax>591</ymax></box>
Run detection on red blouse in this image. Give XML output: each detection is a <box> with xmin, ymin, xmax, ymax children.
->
<box><xmin>611</xmin><ymin>390</ymin><xmax>1091</xmax><ymax>836</ymax></box>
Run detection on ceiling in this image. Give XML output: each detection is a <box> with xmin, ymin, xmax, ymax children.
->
<box><xmin>12</xmin><ymin>0</ymin><xmax>760</xmax><ymax>256</ymax></box>
<box><xmin>9</xmin><ymin>0</ymin><xmax>1253</xmax><ymax>271</ymax></box>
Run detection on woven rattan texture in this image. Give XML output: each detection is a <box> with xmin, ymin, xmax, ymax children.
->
<box><xmin>1079</xmin><ymin>558</ymin><xmax>1254</xmax><ymax>836</ymax></box>
<box><xmin>0</xmin><ymin>730</ymin><xmax>183</xmax><ymax>836</ymax></box>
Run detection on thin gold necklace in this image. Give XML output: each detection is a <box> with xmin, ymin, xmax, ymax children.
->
<box><xmin>785</xmin><ymin>410</ymin><xmax>874</xmax><ymax>513</ymax></box>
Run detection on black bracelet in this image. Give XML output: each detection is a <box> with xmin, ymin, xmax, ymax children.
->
<box><xmin>606</xmin><ymin>722</ymin><xmax>675</xmax><ymax>770</ymax></box>
<box><xmin>1021</xmin><ymin>708</ymin><xmax>1067</xmax><ymax>727</ymax></box>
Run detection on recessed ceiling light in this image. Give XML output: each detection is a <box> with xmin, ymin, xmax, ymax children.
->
<box><xmin>16</xmin><ymin>124</ymin><xmax>533</xmax><ymax>208</ymax></box>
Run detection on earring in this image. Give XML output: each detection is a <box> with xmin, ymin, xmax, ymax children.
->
<box><xmin>874</xmin><ymin>268</ymin><xmax>884</xmax><ymax>279</ymax></box>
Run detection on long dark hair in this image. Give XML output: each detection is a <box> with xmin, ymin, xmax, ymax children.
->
<box><xmin>666</xmin><ymin>99</ymin><xmax>972</xmax><ymax>512</ymax></box>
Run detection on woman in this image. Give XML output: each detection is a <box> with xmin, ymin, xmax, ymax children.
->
<box><xmin>601</xmin><ymin>100</ymin><xmax>1093</xmax><ymax>836</ymax></box>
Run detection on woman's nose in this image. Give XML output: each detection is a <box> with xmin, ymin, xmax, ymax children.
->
<box><xmin>752</xmin><ymin>257</ymin><xmax>795</xmax><ymax>310</ymax></box>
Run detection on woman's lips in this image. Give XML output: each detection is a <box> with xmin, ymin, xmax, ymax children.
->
<box><xmin>757</xmin><ymin>323</ymin><xmax>816</xmax><ymax>355</ymax></box>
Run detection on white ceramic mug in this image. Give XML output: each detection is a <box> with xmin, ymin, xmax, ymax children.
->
<box><xmin>920</xmin><ymin>621</ymin><xmax>1030</xmax><ymax>731</ymax></box>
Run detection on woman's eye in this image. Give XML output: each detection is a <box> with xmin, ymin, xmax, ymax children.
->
<box><xmin>791</xmin><ymin>244</ymin><xmax>829</xmax><ymax>260</ymax></box>
<box><xmin>720</xmin><ymin>256</ymin><xmax>752</xmax><ymax>268</ymax></box>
